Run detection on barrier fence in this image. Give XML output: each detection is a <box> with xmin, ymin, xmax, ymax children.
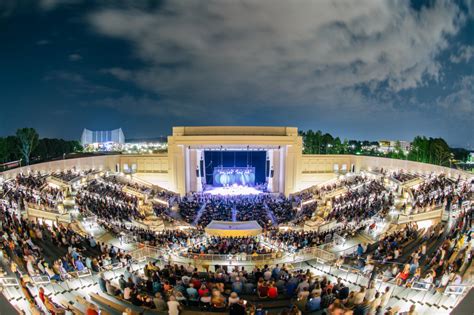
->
<box><xmin>305</xmin><ymin>260</ymin><xmax>472</xmax><ymax>311</ymax></box>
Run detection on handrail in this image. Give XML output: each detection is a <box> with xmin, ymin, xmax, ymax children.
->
<box><xmin>128</xmin><ymin>243</ymin><xmax>336</xmax><ymax>264</ymax></box>
<box><xmin>0</xmin><ymin>277</ymin><xmax>20</xmax><ymax>287</ymax></box>
<box><xmin>30</xmin><ymin>275</ymin><xmax>51</xmax><ymax>285</ymax></box>
<box><xmin>334</xmin><ymin>244</ymin><xmax>358</xmax><ymax>257</ymax></box>
<box><xmin>99</xmin><ymin>262</ymin><xmax>126</xmax><ymax>273</ymax></box>
<box><xmin>444</xmin><ymin>284</ymin><xmax>472</xmax><ymax>296</ymax></box>
<box><xmin>397</xmin><ymin>207</ymin><xmax>443</xmax><ymax>224</ymax></box>
<box><xmin>70</xmin><ymin>269</ymin><xmax>92</xmax><ymax>278</ymax></box>
<box><xmin>410</xmin><ymin>281</ymin><xmax>433</xmax><ymax>291</ymax></box>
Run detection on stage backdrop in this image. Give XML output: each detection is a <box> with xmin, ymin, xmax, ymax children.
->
<box><xmin>204</xmin><ymin>151</ymin><xmax>266</xmax><ymax>186</ymax></box>
<box><xmin>213</xmin><ymin>167</ymin><xmax>255</xmax><ymax>186</ymax></box>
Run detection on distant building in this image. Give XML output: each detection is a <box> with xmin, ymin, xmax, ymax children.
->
<box><xmin>378</xmin><ymin>140</ymin><xmax>411</xmax><ymax>154</ymax></box>
<box><xmin>468</xmin><ymin>152</ymin><xmax>474</xmax><ymax>163</ymax></box>
<box><xmin>81</xmin><ymin>128</ymin><xmax>125</xmax><ymax>147</ymax></box>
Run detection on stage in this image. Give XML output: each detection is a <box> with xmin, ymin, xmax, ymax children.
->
<box><xmin>203</xmin><ymin>185</ymin><xmax>263</xmax><ymax>196</ymax></box>
<box><xmin>205</xmin><ymin>220</ymin><xmax>262</xmax><ymax>237</ymax></box>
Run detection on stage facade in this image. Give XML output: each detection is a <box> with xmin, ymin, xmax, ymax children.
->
<box><xmin>167</xmin><ymin>126</ymin><xmax>303</xmax><ymax>196</ymax></box>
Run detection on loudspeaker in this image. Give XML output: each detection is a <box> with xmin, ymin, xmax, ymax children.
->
<box><xmin>196</xmin><ymin>169</ymin><xmax>200</xmax><ymax>177</ymax></box>
<box><xmin>199</xmin><ymin>160</ymin><xmax>205</xmax><ymax>176</ymax></box>
<box><xmin>266</xmin><ymin>160</ymin><xmax>270</xmax><ymax>177</ymax></box>
<box><xmin>270</xmin><ymin>170</ymin><xmax>274</xmax><ymax>178</ymax></box>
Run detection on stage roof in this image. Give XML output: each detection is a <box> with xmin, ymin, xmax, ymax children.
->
<box><xmin>173</xmin><ymin>126</ymin><xmax>298</xmax><ymax>137</ymax></box>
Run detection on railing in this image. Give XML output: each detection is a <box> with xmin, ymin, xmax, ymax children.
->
<box><xmin>183</xmin><ymin>247</ymin><xmax>336</xmax><ymax>264</ymax></box>
<box><xmin>396</xmin><ymin>207</ymin><xmax>443</xmax><ymax>224</ymax></box>
<box><xmin>99</xmin><ymin>262</ymin><xmax>127</xmax><ymax>273</ymax></box>
<box><xmin>0</xmin><ymin>277</ymin><xmax>20</xmax><ymax>287</ymax></box>
<box><xmin>334</xmin><ymin>244</ymin><xmax>358</xmax><ymax>257</ymax></box>
<box><xmin>176</xmin><ymin>251</ymin><xmax>282</xmax><ymax>262</ymax></box>
<box><xmin>322</xmin><ymin>187</ymin><xmax>347</xmax><ymax>200</ymax></box>
<box><xmin>27</xmin><ymin>202</ymin><xmax>59</xmax><ymax>214</ymax></box>
<box><xmin>72</xmin><ymin>269</ymin><xmax>92</xmax><ymax>278</ymax></box>
<box><xmin>444</xmin><ymin>284</ymin><xmax>471</xmax><ymax>296</ymax></box>
<box><xmin>411</xmin><ymin>281</ymin><xmax>433</xmax><ymax>291</ymax></box>
<box><xmin>123</xmin><ymin>185</ymin><xmax>148</xmax><ymax>199</ymax></box>
<box><xmin>30</xmin><ymin>275</ymin><xmax>51</xmax><ymax>285</ymax></box>
<box><xmin>47</xmin><ymin>176</ymin><xmax>72</xmax><ymax>187</ymax></box>
<box><xmin>128</xmin><ymin>243</ymin><xmax>336</xmax><ymax>265</ymax></box>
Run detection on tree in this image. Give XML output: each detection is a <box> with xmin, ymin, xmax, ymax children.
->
<box><xmin>16</xmin><ymin>128</ymin><xmax>39</xmax><ymax>165</ymax></box>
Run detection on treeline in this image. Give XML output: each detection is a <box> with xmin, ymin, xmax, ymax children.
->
<box><xmin>299</xmin><ymin>130</ymin><xmax>465</xmax><ymax>167</ymax></box>
<box><xmin>0</xmin><ymin>128</ymin><xmax>82</xmax><ymax>166</ymax></box>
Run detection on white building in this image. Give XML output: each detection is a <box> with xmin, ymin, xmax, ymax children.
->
<box><xmin>81</xmin><ymin>128</ymin><xmax>125</xmax><ymax>146</ymax></box>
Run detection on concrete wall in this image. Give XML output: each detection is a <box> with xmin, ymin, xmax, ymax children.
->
<box><xmin>119</xmin><ymin>154</ymin><xmax>168</xmax><ymax>173</ymax></box>
<box><xmin>300</xmin><ymin>155</ymin><xmax>356</xmax><ymax>174</ymax></box>
<box><xmin>0</xmin><ymin>155</ymin><xmax>120</xmax><ymax>180</ymax></box>
<box><xmin>354</xmin><ymin>156</ymin><xmax>472</xmax><ymax>180</ymax></box>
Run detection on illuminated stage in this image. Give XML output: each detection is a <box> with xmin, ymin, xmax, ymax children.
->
<box><xmin>205</xmin><ymin>220</ymin><xmax>262</xmax><ymax>237</ymax></box>
<box><xmin>204</xmin><ymin>185</ymin><xmax>263</xmax><ymax>196</ymax></box>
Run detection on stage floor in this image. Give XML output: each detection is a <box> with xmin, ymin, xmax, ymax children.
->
<box><xmin>204</xmin><ymin>185</ymin><xmax>263</xmax><ymax>196</ymax></box>
<box><xmin>205</xmin><ymin>220</ymin><xmax>262</xmax><ymax>237</ymax></box>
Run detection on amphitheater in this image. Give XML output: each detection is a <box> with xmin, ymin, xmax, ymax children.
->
<box><xmin>0</xmin><ymin>126</ymin><xmax>472</xmax><ymax>315</ymax></box>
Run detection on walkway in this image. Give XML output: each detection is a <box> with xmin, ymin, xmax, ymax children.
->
<box><xmin>264</xmin><ymin>201</ymin><xmax>278</xmax><ymax>226</ymax></box>
<box><xmin>192</xmin><ymin>202</ymin><xmax>207</xmax><ymax>226</ymax></box>
<box><xmin>231</xmin><ymin>205</ymin><xmax>238</xmax><ymax>222</ymax></box>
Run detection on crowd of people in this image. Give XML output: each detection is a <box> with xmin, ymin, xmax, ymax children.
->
<box><xmin>410</xmin><ymin>175</ymin><xmax>470</xmax><ymax>213</ymax></box>
<box><xmin>52</xmin><ymin>170</ymin><xmax>84</xmax><ymax>182</ymax></box>
<box><xmin>95</xmin><ymin>259</ymin><xmax>414</xmax><ymax>315</ymax></box>
<box><xmin>292</xmin><ymin>175</ymin><xmax>367</xmax><ymax>202</ymax></box>
<box><xmin>178</xmin><ymin>193</ymin><xmax>298</xmax><ymax>228</ymax></box>
<box><xmin>342</xmin><ymin>208</ymin><xmax>473</xmax><ymax>297</ymax></box>
<box><xmin>0</xmin><ymin>168</ymin><xmax>471</xmax><ymax>314</ymax></box>
<box><xmin>327</xmin><ymin>180</ymin><xmax>392</xmax><ymax>224</ymax></box>
<box><xmin>263</xmin><ymin>223</ymin><xmax>368</xmax><ymax>253</ymax></box>
<box><xmin>3</xmin><ymin>174</ymin><xmax>63</xmax><ymax>210</ymax></box>
<box><xmin>0</xmin><ymin>191</ymin><xmax>137</xmax><ymax>314</ymax></box>
<box><xmin>390</xmin><ymin>171</ymin><xmax>418</xmax><ymax>183</ymax></box>
<box><xmin>76</xmin><ymin>179</ymin><xmax>143</xmax><ymax>221</ymax></box>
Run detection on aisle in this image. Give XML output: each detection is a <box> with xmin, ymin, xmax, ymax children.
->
<box><xmin>231</xmin><ymin>205</ymin><xmax>238</xmax><ymax>222</ymax></box>
<box><xmin>264</xmin><ymin>201</ymin><xmax>278</xmax><ymax>226</ymax></box>
<box><xmin>192</xmin><ymin>202</ymin><xmax>207</xmax><ymax>225</ymax></box>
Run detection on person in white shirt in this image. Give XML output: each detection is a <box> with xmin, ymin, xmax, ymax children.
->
<box><xmin>380</xmin><ymin>286</ymin><xmax>391</xmax><ymax>308</ymax></box>
<box><xmin>354</xmin><ymin>286</ymin><xmax>366</xmax><ymax>305</ymax></box>
<box><xmin>371</xmin><ymin>292</ymin><xmax>382</xmax><ymax>314</ymax></box>
<box><xmin>365</xmin><ymin>282</ymin><xmax>376</xmax><ymax>302</ymax></box>
<box><xmin>167</xmin><ymin>295</ymin><xmax>181</xmax><ymax>315</ymax></box>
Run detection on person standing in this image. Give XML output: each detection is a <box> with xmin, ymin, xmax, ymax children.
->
<box><xmin>380</xmin><ymin>287</ymin><xmax>391</xmax><ymax>310</ymax></box>
<box><xmin>167</xmin><ymin>295</ymin><xmax>181</xmax><ymax>315</ymax></box>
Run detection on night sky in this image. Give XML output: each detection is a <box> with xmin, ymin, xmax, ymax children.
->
<box><xmin>0</xmin><ymin>1</ymin><xmax>473</xmax><ymax>147</ymax></box>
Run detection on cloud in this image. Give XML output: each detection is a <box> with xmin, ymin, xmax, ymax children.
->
<box><xmin>43</xmin><ymin>71</ymin><xmax>116</xmax><ymax>94</ymax></box>
<box><xmin>44</xmin><ymin>71</ymin><xmax>85</xmax><ymax>83</ymax></box>
<box><xmin>89</xmin><ymin>0</ymin><xmax>468</xmax><ymax>117</ymax></box>
<box><xmin>85</xmin><ymin>94</ymin><xmax>212</xmax><ymax>119</ymax></box>
<box><xmin>437</xmin><ymin>75</ymin><xmax>474</xmax><ymax>117</ymax></box>
<box><xmin>39</xmin><ymin>0</ymin><xmax>81</xmax><ymax>11</ymax></box>
<box><xmin>36</xmin><ymin>39</ymin><xmax>51</xmax><ymax>46</ymax></box>
<box><xmin>68</xmin><ymin>53</ymin><xmax>82</xmax><ymax>61</ymax></box>
<box><xmin>450</xmin><ymin>45</ymin><xmax>474</xmax><ymax>63</ymax></box>
<box><xmin>100</xmin><ymin>67</ymin><xmax>133</xmax><ymax>80</ymax></box>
